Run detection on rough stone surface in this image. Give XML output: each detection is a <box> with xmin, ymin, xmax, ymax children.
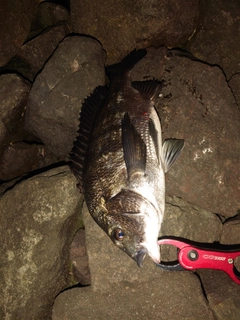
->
<box><xmin>29</xmin><ymin>1</ymin><xmax>70</xmax><ymax>39</ymax></box>
<box><xmin>0</xmin><ymin>74</ymin><xmax>31</xmax><ymax>155</ymax></box>
<box><xmin>52</xmin><ymin>203</ymin><xmax>214</xmax><ymax>320</ymax></box>
<box><xmin>131</xmin><ymin>46</ymin><xmax>168</xmax><ymax>82</ymax></box>
<box><xmin>157</xmin><ymin>53</ymin><xmax>240</xmax><ymax>218</ymax></box>
<box><xmin>3</xmin><ymin>22</ymin><xmax>71</xmax><ymax>81</ymax></box>
<box><xmin>184</xmin><ymin>0</ymin><xmax>240</xmax><ymax>80</ymax></box>
<box><xmin>221</xmin><ymin>216</ymin><xmax>240</xmax><ymax>245</ymax></box>
<box><xmin>25</xmin><ymin>36</ymin><xmax>106</xmax><ymax>157</ymax></box>
<box><xmin>0</xmin><ymin>166</ymin><xmax>82</xmax><ymax>320</ymax></box>
<box><xmin>70</xmin><ymin>228</ymin><xmax>91</xmax><ymax>285</ymax></box>
<box><xmin>0</xmin><ymin>0</ymin><xmax>38</xmax><ymax>66</ymax></box>
<box><xmin>198</xmin><ymin>269</ymin><xmax>240</xmax><ymax>320</ymax></box>
<box><xmin>162</xmin><ymin>196</ymin><xmax>222</xmax><ymax>241</ymax></box>
<box><xmin>228</xmin><ymin>73</ymin><xmax>240</xmax><ymax>108</ymax></box>
<box><xmin>0</xmin><ymin>142</ymin><xmax>62</xmax><ymax>181</ymax></box>
<box><xmin>71</xmin><ymin>0</ymin><xmax>199</xmax><ymax>64</ymax></box>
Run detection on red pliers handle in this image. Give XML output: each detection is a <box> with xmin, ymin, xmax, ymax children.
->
<box><xmin>156</xmin><ymin>237</ymin><xmax>240</xmax><ymax>285</ymax></box>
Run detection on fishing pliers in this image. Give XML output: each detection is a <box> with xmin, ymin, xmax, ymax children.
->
<box><xmin>156</xmin><ymin>237</ymin><xmax>240</xmax><ymax>285</ymax></box>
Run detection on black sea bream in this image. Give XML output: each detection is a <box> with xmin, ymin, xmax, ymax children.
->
<box><xmin>71</xmin><ymin>49</ymin><xmax>184</xmax><ymax>267</ymax></box>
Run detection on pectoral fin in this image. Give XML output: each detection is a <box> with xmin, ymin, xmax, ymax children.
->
<box><xmin>122</xmin><ymin>113</ymin><xmax>146</xmax><ymax>180</ymax></box>
<box><xmin>162</xmin><ymin>139</ymin><xmax>184</xmax><ymax>172</ymax></box>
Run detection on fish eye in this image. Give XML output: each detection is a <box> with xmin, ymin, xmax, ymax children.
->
<box><xmin>114</xmin><ymin>228</ymin><xmax>124</xmax><ymax>241</ymax></box>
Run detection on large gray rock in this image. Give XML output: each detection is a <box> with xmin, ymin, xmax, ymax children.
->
<box><xmin>52</xmin><ymin>201</ymin><xmax>216</xmax><ymax>320</ymax></box>
<box><xmin>184</xmin><ymin>0</ymin><xmax>240</xmax><ymax>80</ymax></box>
<box><xmin>0</xmin><ymin>74</ymin><xmax>31</xmax><ymax>156</ymax></box>
<box><xmin>0</xmin><ymin>166</ymin><xmax>82</xmax><ymax>319</ymax></box>
<box><xmin>25</xmin><ymin>36</ymin><xmax>106</xmax><ymax>157</ymax></box>
<box><xmin>157</xmin><ymin>53</ymin><xmax>240</xmax><ymax>218</ymax></box>
<box><xmin>70</xmin><ymin>0</ymin><xmax>199</xmax><ymax>64</ymax></box>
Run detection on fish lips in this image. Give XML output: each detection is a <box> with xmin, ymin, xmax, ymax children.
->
<box><xmin>134</xmin><ymin>249</ymin><xmax>148</xmax><ymax>268</ymax></box>
<box><xmin>134</xmin><ymin>245</ymin><xmax>161</xmax><ymax>267</ymax></box>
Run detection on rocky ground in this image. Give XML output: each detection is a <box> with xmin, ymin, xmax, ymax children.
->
<box><xmin>1</xmin><ymin>0</ymin><xmax>240</xmax><ymax>319</ymax></box>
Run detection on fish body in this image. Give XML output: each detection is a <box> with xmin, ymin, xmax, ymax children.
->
<box><xmin>71</xmin><ymin>49</ymin><xmax>184</xmax><ymax>267</ymax></box>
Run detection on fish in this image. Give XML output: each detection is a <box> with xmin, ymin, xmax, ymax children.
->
<box><xmin>70</xmin><ymin>49</ymin><xmax>184</xmax><ymax>267</ymax></box>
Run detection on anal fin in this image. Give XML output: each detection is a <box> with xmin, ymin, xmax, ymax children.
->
<box><xmin>122</xmin><ymin>113</ymin><xmax>146</xmax><ymax>181</ymax></box>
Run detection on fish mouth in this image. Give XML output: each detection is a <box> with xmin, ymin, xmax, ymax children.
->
<box><xmin>134</xmin><ymin>244</ymin><xmax>160</xmax><ymax>267</ymax></box>
<box><xmin>135</xmin><ymin>249</ymin><xmax>148</xmax><ymax>268</ymax></box>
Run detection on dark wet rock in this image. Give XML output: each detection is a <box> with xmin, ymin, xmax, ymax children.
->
<box><xmin>29</xmin><ymin>1</ymin><xmax>70</xmax><ymax>39</ymax></box>
<box><xmin>52</xmin><ymin>203</ymin><xmax>214</xmax><ymax>320</ymax></box>
<box><xmin>0</xmin><ymin>0</ymin><xmax>38</xmax><ymax>67</ymax></box>
<box><xmin>157</xmin><ymin>53</ymin><xmax>240</xmax><ymax>218</ymax></box>
<box><xmin>184</xmin><ymin>0</ymin><xmax>240</xmax><ymax>80</ymax></box>
<box><xmin>228</xmin><ymin>74</ymin><xmax>240</xmax><ymax>108</ymax></box>
<box><xmin>70</xmin><ymin>0</ymin><xmax>199</xmax><ymax>64</ymax></box>
<box><xmin>0</xmin><ymin>142</ymin><xmax>62</xmax><ymax>181</ymax></box>
<box><xmin>0</xmin><ymin>74</ymin><xmax>31</xmax><ymax>154</ymax></box>
<box><xmin>198</xmin><ymin>269</ymin><xmax>240</xmax><ymax>320</ymax></box>
<box><xmin>0</xmin><ymin>166</ymin><xmax>82</xmax><ymax>320</ymax></box>
<box><xmin>70</xmin><ymin>228</ymin><xmax>91</xmax><ymax>285</ymax></box>
<box><xmin>25</xmin><ymin>36</ymin><xmax>106</xmax><ymax>157</ymax></box>
<box><xmin>3</xmin><ymin>22</ymin><xmax>71</xmax><ymax>81</ymax></box>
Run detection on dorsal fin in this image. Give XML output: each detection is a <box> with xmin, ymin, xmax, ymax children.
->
<box><xmin>122</xmin><ymin>113</ymin><xmax>146</xmax><ymax>181</ymax></box>
<box><xmin>132</xmin><ymin>80</ymin><xmax>163</xmax><ymax>102</ymax></box>
<box><xmin>70</xmin><ymin>86</ymin><xmax>107</xmax><ymax>187</ymax></box>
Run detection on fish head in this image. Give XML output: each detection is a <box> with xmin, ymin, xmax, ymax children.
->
<box><xmin>107</xmin><ymin>209</ymin><xmax>161</xmax><ymax>267</ymax></box>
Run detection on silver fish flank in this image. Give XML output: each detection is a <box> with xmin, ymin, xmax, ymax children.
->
<box><xmin>71</xmin><ymin>49</ymin><xmax>184</xmax><ymax>267</ymax></box>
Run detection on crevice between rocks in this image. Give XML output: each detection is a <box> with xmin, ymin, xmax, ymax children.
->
<box><xmin>194</xmin><ymin>271</ymin><xmax>219</xmax><ymax>320</ymax></box>
<box><xmin>0</xmin><ymin>160</ymin><xmax>69</xmax><ymax>195</ymax></box>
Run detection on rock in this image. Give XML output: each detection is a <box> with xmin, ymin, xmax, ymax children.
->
<box><xmin>0</xmin><ymin>142</ymin><xmax>62</xmax><ymax>181</ymax></box>
<box><xmin>0</xmin><ymin>166</ymin><xmax>82</xmax><ymax>319</ymax></box>
<box><xmin>198</xmin><ymin>269</ymin><xmax>240</xmax><ymax>320</ymax></box>
<box><xmin>131</xmin><ymin>46</ymin><xmax>168</xmax><ymax>81</ymax></box>
<box><xmin>70</xmin><ymin>0</ymin><xmax>199</xmax><ymax>64</ymax></box>
<box><xmin>3</xmin><ymin>22</ymin><xmax>71</xmax><ymax>81</ymax></box>
<box><xmin>0</xmin><ymin>0</ymin><xmax>38</xmax><ymax>66</ymax></box>
<box><xmin>221</xmin><ymin>215</ymin><xmax>240</xmax><ymax>244</ymax></box>
<box><xmin>52</xmin><ymin>203</ymin><xmax>214</xmax><ymax>320</ymax></box>
<box><xmin>25</xmin><ymin>36</ymin><xmax>106</xmax><ymax>157</ymax></box>
<box><xmin>199</xmin><ymin>217</ymin><xmax>240</xmax><ymax>319</ymax></box>
<box><xmin>184</xmin><ymin>0</ymin><xmax>240</xmax><ymax>80</ymax></box>
<box><xmin>0</xmin><ymin>74</ymin><xmax>31</xmax><ymax>155</ymax></box>
<box><xmin>70</xmin><ymin>228</ymin><xmax>91</xmax><ymax>285</ymax></box>
<box><xmin>157</xmin><ymin>53</ymin><xmax>240</xmax><ymax>218</ymax></box>
<box><xmin>163</xmin><ymin>196</ymin><xmax>222</xmax><ymax>241</ymax></box>
<box><xmin>29</xmin><ymin>1</ymin><xmax>70</xmax><ymax>39</ymax></box>
<box><xmin>228</xmin><ymin>74</ymin><xmax>240</xmax><ymax>107</ymax></box>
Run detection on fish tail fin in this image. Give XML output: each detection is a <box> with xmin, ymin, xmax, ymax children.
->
<box><xmin>106</xmin><ymin>49</ymin><xmax>147</xmax><ymax>76</ymax></box>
